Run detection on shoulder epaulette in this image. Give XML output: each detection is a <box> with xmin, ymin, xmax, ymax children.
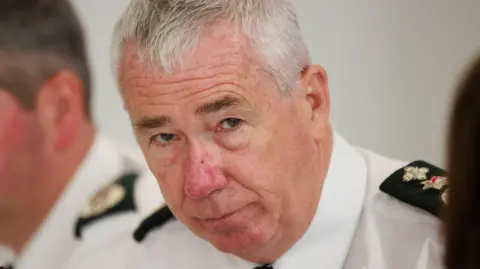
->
<box><xmin>133</xmin><ymin>205</ymin><xmax>175</xmax><ymax>242</ymax></box>
<box><xmin>75</xmin><ymin>172</ymin><xmax>139</xmax><ymax>238</ymax></box>
<box><xmin>379</xmin><ymin>160</ymin><xmax>448</xmax><ymax>218</ymax></box>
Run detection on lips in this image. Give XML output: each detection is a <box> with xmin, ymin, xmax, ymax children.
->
<box><xmin>196</xmin><ymin>203</ymin><xmax>255</xmax><ymax>228</ymax></box>
<box><xmin>200</xmin><ymin>203</ymin><xmax>259</xmax><ymax>232</ymax></box>
<box><xmin>204</xmin><ymin>209</ymin><xmax>239</xmax><ymax>222</ymax></box>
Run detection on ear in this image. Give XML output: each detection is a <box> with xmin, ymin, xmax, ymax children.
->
<box><xmin>35</xmin><ymin>70</ymin><xmax>86</xmax><ymax>152</ymax></box>
<box><xmin>297</xmin><ymin>65</ymin><xmax>330</xmax><ymax>140</ymax></box>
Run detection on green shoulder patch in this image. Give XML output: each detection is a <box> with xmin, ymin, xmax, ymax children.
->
<box><xmin>75</xmin><ymin>172</ymin><xmax>139</xmax><ymax>238</ymax></box>
<box><xmin>379</xmin><ymin>160</ymin><xmax>448</xmax><ymax>218</ymax></box>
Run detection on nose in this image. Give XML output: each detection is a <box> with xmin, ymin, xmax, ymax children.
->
<box><xmin>184</xmin><ymin>144</ymin><xmax>228</xmax><ymax>200</ymax></box>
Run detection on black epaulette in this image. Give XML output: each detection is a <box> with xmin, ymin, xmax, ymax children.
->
<box><xmin>75</xmin><ymin>172</ymin><xmax>139</xmax><ymax>238</ymax></box>
<box><xmin>379</xmin><ymin>160</ymin><xmax>448</xmax><ymax>218</ymax></box>
<box><xmin>133</xmin><ymin>205</ymin><xmax>175</xmax><ymax>242</ymax></box>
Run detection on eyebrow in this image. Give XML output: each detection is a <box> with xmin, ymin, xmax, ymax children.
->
<box><xmin>133</xmin><ymin>115</ymin><xmax>171</xmax><ymax>131</ymax></box>
<box><xmin>195</xmin><ymin>96</ymin><xmax>242</xmax><ymax>116</ymax></box>
<box><xmin>133</xmin><ymin>96</ymin><xmax>245</xmax><ymax>131</ymax></box>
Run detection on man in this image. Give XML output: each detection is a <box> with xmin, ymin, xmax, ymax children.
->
<box><xmin>0</xmin><ymin>1</ymin><xmax>161</xmax><ymax>268</ymax></box>
<box><xmin>68</xmin><ymin>0</ymin><xmax>447</xmax><ymax>268</ymax></box>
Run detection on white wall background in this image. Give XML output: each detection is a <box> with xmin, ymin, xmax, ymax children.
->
<box><xmin>72</xmin><ymin>0</ymin><xmax>480</xmax><ymax>167</ymax></box>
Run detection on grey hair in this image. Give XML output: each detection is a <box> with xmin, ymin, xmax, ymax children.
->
<box><xmin>111</xmin><ymin>0</ymin><xmax>311</xmax><ymax>93</ymax></box>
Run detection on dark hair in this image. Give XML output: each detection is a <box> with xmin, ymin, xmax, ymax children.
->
<box><xmin>0</xmin><ymin>0</ymin><xmax>92</xmax><ymax>118</ymax></box>
<box><xmin>444</xmin><ymin>54</ymin><xmax>480</xmax><ymax>269</ymax></box>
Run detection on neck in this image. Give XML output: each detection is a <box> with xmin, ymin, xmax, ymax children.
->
<box><xmin>0</xmin><ymin>124</ymin><xmax>95</xmax><ymax>254</ymax></box>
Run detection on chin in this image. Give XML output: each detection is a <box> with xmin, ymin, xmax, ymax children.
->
<box><xmin>210</xmin><ymin>228</ymin><xmax>273</xmax><ymax>255</ymax></box>
<box><xmin>204</xmin><ymin>216</ymin><xmax>279</xmax><ymax>258</ymax></box>
<box><xmin>189</xmin><ymin>204</ymin><xmax>280</xmax><ymax>256</ymax></box>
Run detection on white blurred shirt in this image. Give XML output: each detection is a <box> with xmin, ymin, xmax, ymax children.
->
<box><xmin>66</xmin><ymin>133</ymin><xmax>444</xmax><ymax>269</ymax></box>
<box><xmin>0</xmin><ymin>134</ymin><xmax>161</xmax><ymax>269</ymax></box>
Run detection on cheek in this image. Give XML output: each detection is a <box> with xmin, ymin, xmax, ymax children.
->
<box><xmin>268</xmin><ymin>124</ymin><xmax>313</xmax><ymax>186</ymax></box>
<box><xmin>142</xmin><ymin>142</ymin><xmax>185</xmax><ymax>195</ymax></box>
<box><xmin>227</xmin><ymin>115</ymin><xmax>312</xmax><ymax>210</ymax></box>
<box><xmin>0</xmin><ymin>143</ymin><xmax>16</xmax><ymax>195</ymax></box>
<box><xmin>248</xmin><ymin>124</ymin><xmax>308</xmax><ymax>183</ymax></box>
<box><xmin>0</xmin><ymin>115</ymin><xmax>31</xmax><ymax>200</ymax></box>
<box><xmin>221</xmin><ymin>150</ymin><xmax>285</xmax><ymax>221</ymax></box>
<box><xmin>148</xmin><ymin>160</ymin><xmax>186</xmax><ymax>210</ymax></box>
<box><xmin>149</xmin><ymin>143</ymin><xmax>184</xmax><ymax>167</ymax></box>
<box><xmin>216</xmin><ymin>126</ymin><xmax>251</xmax><ymax>151</ymax></box>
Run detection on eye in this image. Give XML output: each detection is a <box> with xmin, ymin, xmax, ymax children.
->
<box><xmin>218</xmin><ymin>118</ymin><xmax>244</xmax><ymax>132</ymax></box>
<box><xmin>150</xmin><ymin>133</ymin><xmax>177</xmax><ymax>145</ymax></box>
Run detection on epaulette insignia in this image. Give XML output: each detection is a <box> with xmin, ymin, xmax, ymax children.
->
<box><xmin>133</xmin><ymin>204</ymin><xmax>175</xmax><ymax>242</ymax></box>
<box><xmin>379</xmin><ymin>160</ymin><xmax>448</xmax><ymax>217</ymax></box>
<box><xmin>75</xmin><ymin>172</ymin><xmax>139</xmax><ymax>238</ymax></box>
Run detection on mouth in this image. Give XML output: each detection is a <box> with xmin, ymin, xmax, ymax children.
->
<box><xmin>204</xmin><ymin>210</ymin><xmax>239</xmax><ymax>222</ymax></box>
<box><xmin>198</xmin><ymin>203</ymin><xmax>253</xmax><ymax>231</ymax></box>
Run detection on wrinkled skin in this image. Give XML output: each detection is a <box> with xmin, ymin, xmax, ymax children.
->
<box><xmin>119</xmin><ymin>22</ymin><xmax>332</xmax><ymax>263</ymax></box>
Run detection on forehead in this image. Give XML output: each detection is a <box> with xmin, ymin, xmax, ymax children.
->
<box><xmin>118</xmin><ymin>22</ymin><xmax>274</xmax><ymax>106</ymax></box>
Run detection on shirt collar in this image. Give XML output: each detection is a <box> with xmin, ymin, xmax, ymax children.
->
<box><xmin>16</xmin><ymin>134</ymin><xmax>126</xmax><ymax>269</ymax></box>
<box><xmin>0</xmin><ymin>245</ymin><xmax>14</xmax><ymax>267</ymax></box>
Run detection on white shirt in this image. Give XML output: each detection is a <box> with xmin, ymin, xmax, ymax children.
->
<box><xmin>344</xmin><ymin>149</ymin><xmax>444</xmax><ymax>269</ymax></box>
<box><xmin>0</xmin><ymin>134</ymin><xmax>161</xmax><ymax>269</ymax></box>
<box><xmin>65</xmin><ymin>133</ymin><xmax>444</xmax><ymax>269</ymax></box>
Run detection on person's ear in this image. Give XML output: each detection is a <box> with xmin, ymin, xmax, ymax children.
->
<box><xmin>298</xmin><ymin>65</ymin><xmax>330</xmax><ymax>140</ymax></box>
<box><xmin>35</xmin><ymin>70</ymin><xmax>85</xmax><ymax>152</ymax></box>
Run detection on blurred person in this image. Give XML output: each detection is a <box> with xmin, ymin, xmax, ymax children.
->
<box><xmin>67</xmin><ymin>1</ymin><xmax>450</xmax><ymax>268</ymax></box>
<box><xmin>444</xmin><ymin>54</ymin><xmax>480</xmax><ymax>269</ymax></box>
<box><xmin>0</xmin><ymin>0</ymin><xmax>161</xmax><ymax>268</ymax></box>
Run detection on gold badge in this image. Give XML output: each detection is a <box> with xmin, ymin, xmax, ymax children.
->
<box><xmin>403</xmin><ymin>167</ymin><xmax>449</xmax><ymax>197</ymax></box>
<box><xmin>80</xmin><ymin>183</ymin><xmax>126</xmax><ymax>218</ymax></box>
<box><xmin>403</xmin><ymin>166</ymin><xmax>429</xmax><ymax>182</ymax></box>
<box><xmin>421</xmin><ymin>176</ymin><xmax>448</xmax><ymax>190</ymax></box>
